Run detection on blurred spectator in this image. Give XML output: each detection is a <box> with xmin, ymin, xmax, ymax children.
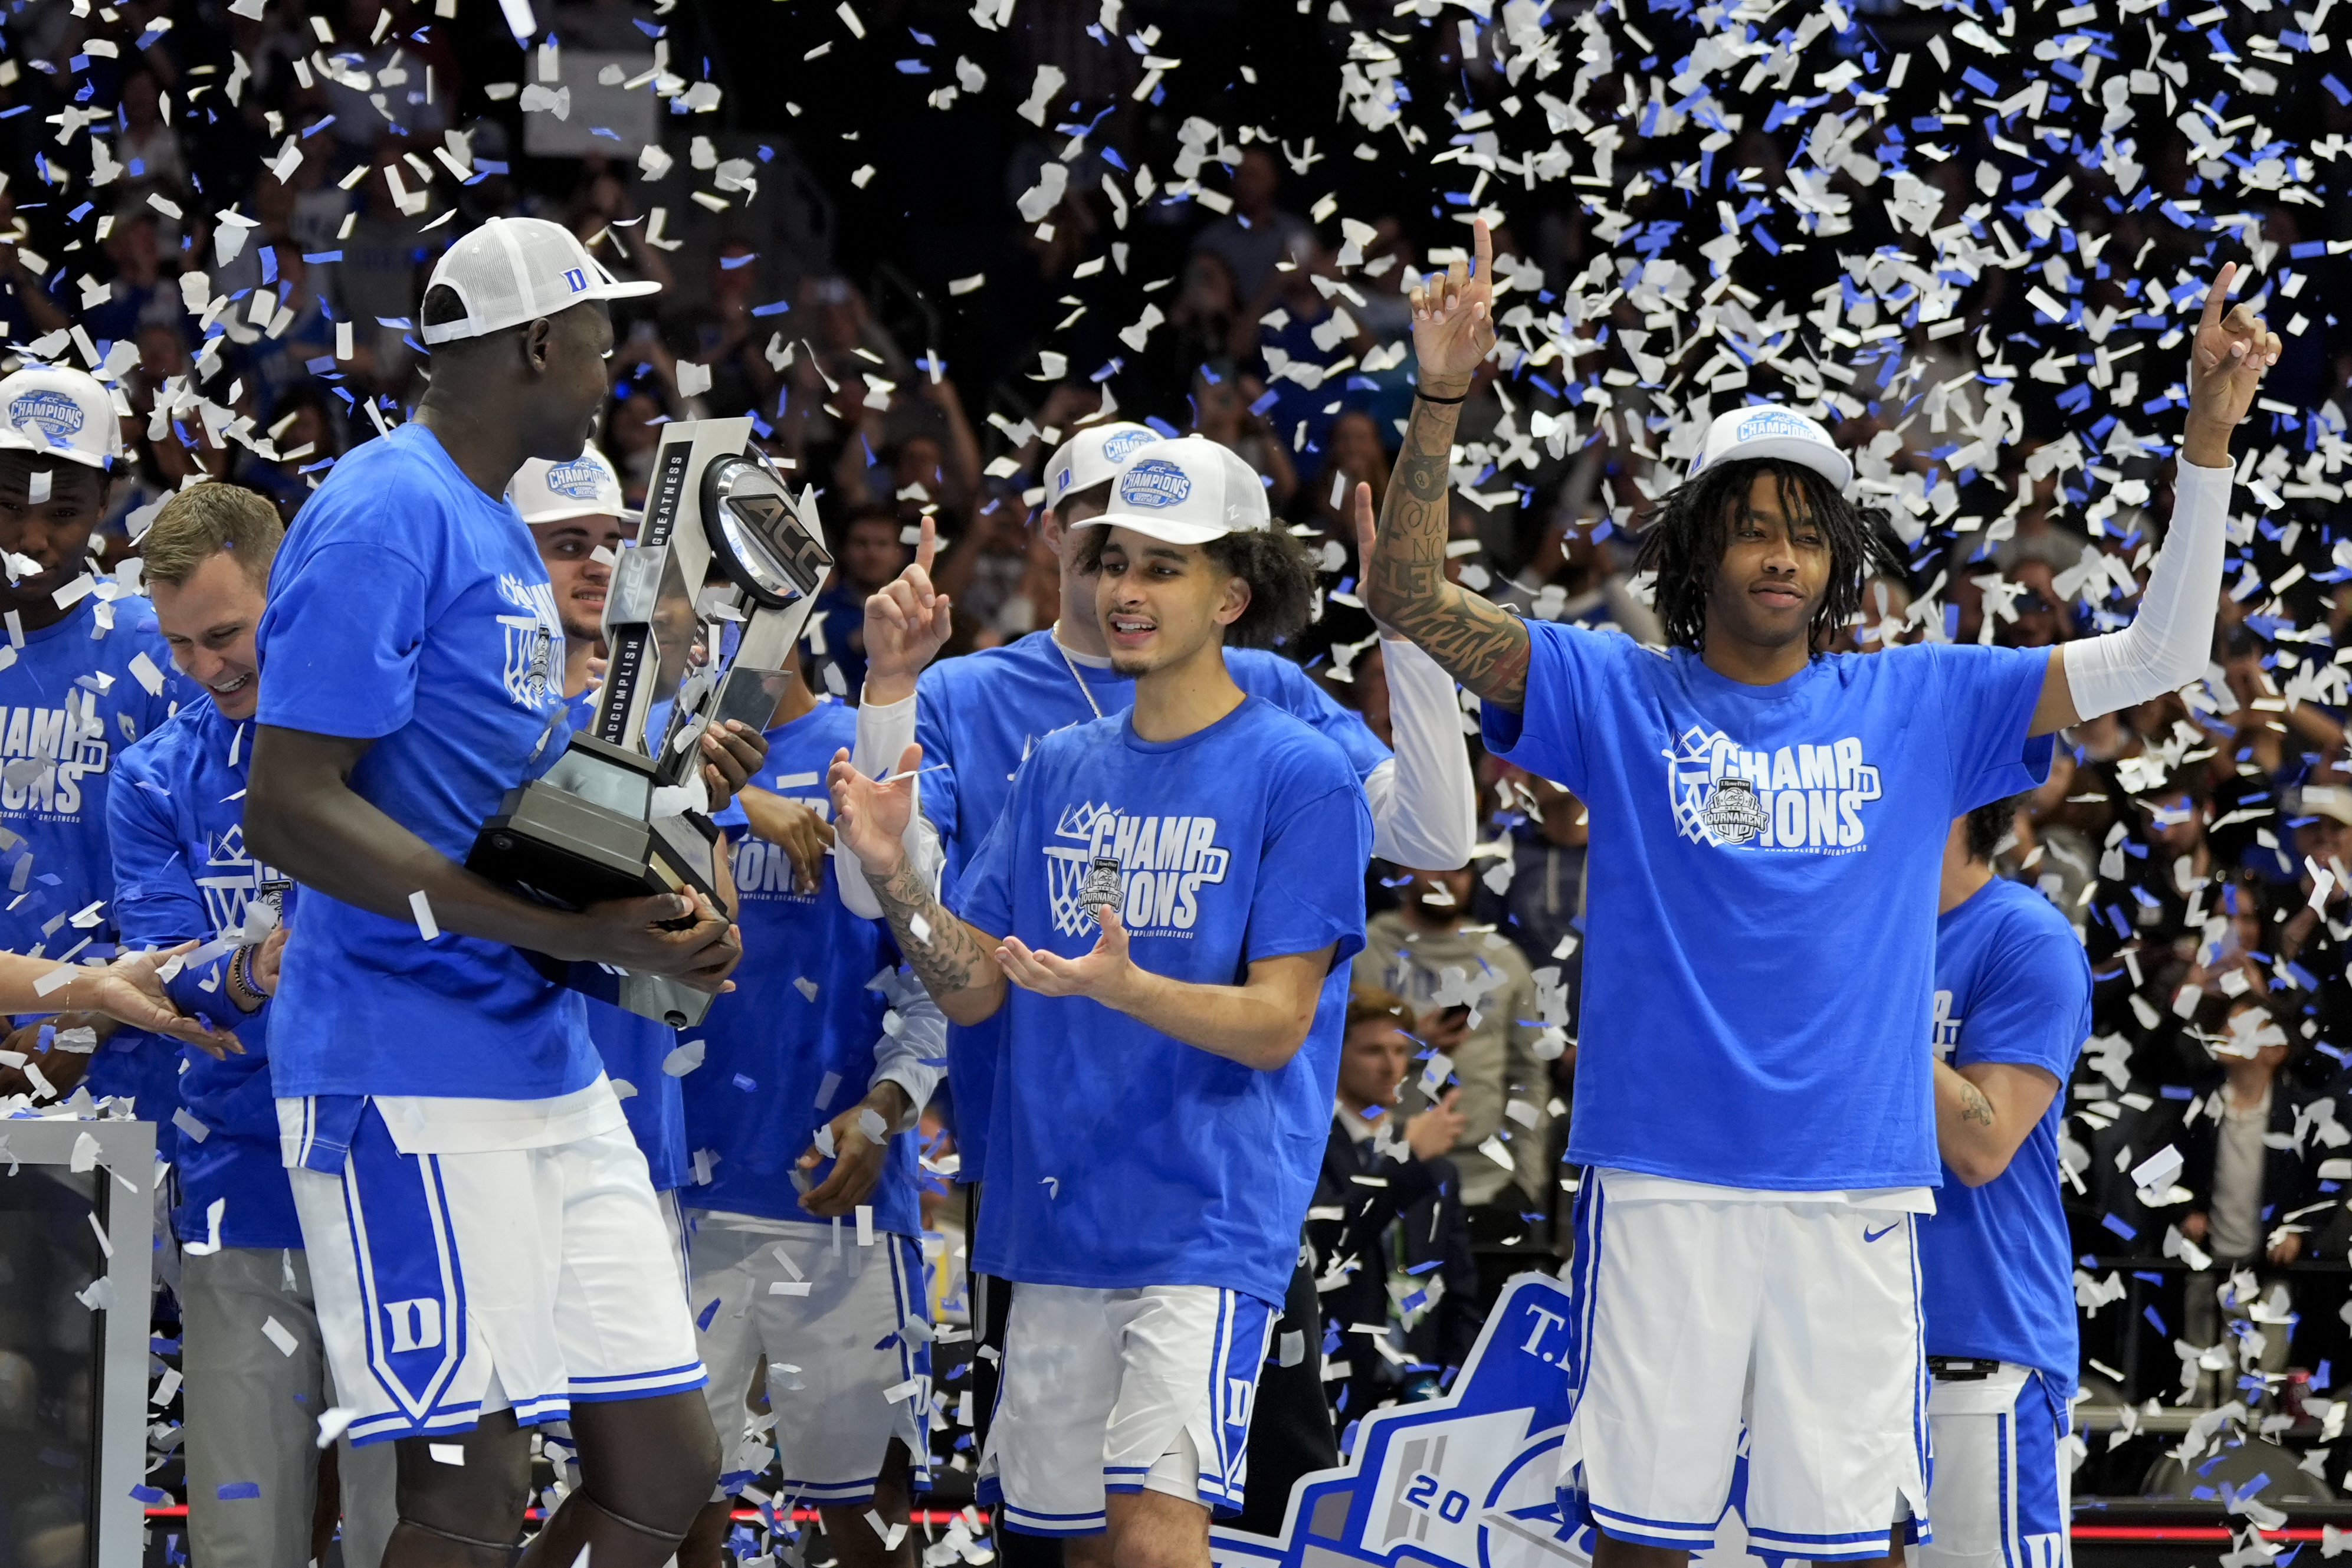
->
<box><xmin>931</xmin><ymin>485</ymin><xmax>1034</xmax><ymax>636</ymax></box>
<box><xmin>811</xmin><ymin>506</ymin><xmax>907</xmax><ymax>701</ymax></box>
<box><xmin>1476</xmin><ymin>768</ymin><xmax>1588</xmax><ymax>996</ymax></box>
<box><xmin>2180</xmin><ymin>994</ymin><xmax>2318</xmax><ymax>1405</ymax></box>
<box><xmin>1495</xmin><ymin>508</ymin><xmax>1663</xmax><ymax>642</ymax></box>
<box><xmin>663</xmin><ymin>237</ymin><xmax>772</xmax><ymax>419</ymax></box>
<box><xmin>1307</xmin><ymin>409</ymin><xmax>1390</xmax><ymax>543</ymax></box>
<box><xmin>83</xmin><ymin>211</ymin><xmax>179</xmax><ymax>349</ymax></box>
<box><xmin>1192</xmin><ymin>147</ymin><xmax>1315</xmax><ymax>306</ymax></box>
<box><xmin>1354</xmin><ymin>865</ymin><xmax>1554</xmax><ymax>1274</ymax></box>
<box><xmin>1191</xmin><ymin>365</ymin><xmax>1297</xmax><ymax>512</ymax></box>
<box><xmin>1308</xmin><ymin>989</ymin><xmax>1480</xmax><ymax>1437</ymax></box>
<box><xmin>1249</xmin><ymin>239</ymin><xmax>1375</xmax><ymax>460</ymax></box>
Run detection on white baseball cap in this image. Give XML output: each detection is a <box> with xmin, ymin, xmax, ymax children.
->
<box><xmin>1042</xmin><ymin>421</ymin><xmax>1158</xmax><ymax>506</ymax></box>
<box><xmin>0</xmin><ymin>364</ymin><xmax>120</xmax><ymax>470</ymax></box>
<box><xmin>420</xmin><ymin>216</ymin><xmax>660</xmax><ymax>346</ymax></box>
<box><xmin>1093</xmin><ymin>435</ymin><xmax>1273</xmax><ymax>546</ymax></box>
<box><xmin>509</xmin><ymin>445</ymin><xmax>631</xmax><ymax>525</ymax></box>
<box><xmin>1689</xmin><ymin>404</ymin><xmax>1852</xmax><ymax>493</ymax></box>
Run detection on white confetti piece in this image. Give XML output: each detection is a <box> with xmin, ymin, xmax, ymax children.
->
<box><xmin>429</xmin><ymin>1442</ymin><xmax>465</xmax><ymax>1465</ymax></box>
<box><xmin>663</xmin><ymin>1039</ymin><xmax>707</xmax><ymax>1076</ymax></box>
<box><xmin>316</xmin><ymin>1407</ymin><xmax>357</xmax><ymax>1449</ymax></box>
<box><xmin>881</xmin><ymin>1377</ymin><xmax>924</xmax><ymax>1404</ymax></box>
<box><xmin>409</xmin><ymin>891</ymin><xmax>439</xmax><ymax>942</ymax></box>
<box><xmin>261</xmin><ymin>1317</ymin><xmax>298</xmax><ymax>1357</ymax></box>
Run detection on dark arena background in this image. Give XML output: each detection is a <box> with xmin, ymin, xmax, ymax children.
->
<box><xmin>0</xmin><ymin>0</ymin><xmax>2348</xmax><ymax>1563</ymax></box>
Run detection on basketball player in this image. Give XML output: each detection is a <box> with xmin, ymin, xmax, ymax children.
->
<box><xmin>674</xmin><ymin>637</ymin><xmax>944</xmax><ymax>1568</ymax></box>
<box><xmin>1360</xmin><ymin>216</ymin><xmax>2275</xmax><ymax>1564</ymax></box>
<box><xmin>840</xmin><ymin>427</ymin><xmax>1475</xmax><ymax>1506</ymax></box>
<box><xmin>1912</xmin><ymin>802</ymin><xmax>2091</xmax><ymax>1568</ymax></box>
<box><xmin>828</xmin><ymin>435</ymin><xmax>1370</xmax><ymax>1568</ymax></box>
<box><xmin>246</xmin><ymin>216</ymin><xmax>760</xmax><ymax>1568</ymax></box>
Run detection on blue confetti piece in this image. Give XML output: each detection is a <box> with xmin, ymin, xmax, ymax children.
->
<box><xmin>2143</xmin><ymin>1304</ymin><xmax>2166</xmax><ymax>1334</ymax></box>
<box><xmin>130</xmin><ymin>1484</ymin><xmax>168</xmax><ymax>1504</ymax></box>
<box><xmin>751</xmin><ymin>300</ymin><xmax>791</xmax><ymax>316</ymax></box>
<box><xmin>304</xmin><ymin>251</ymin><xmax>343</xmax><ymax>264</ymax></box>
<box><xmin>696</xmin><ymin>1297</ymin><xmax>721</xmax><ymax>1331</ymax></box>
<box><xmin>2101</xmin><ymin>1212</ymin><xmax>2137</xmax><ymax>1242</ymax></box>
<box><xmin>215</xmin><ymin>1482</ymin><xmax>261</xmax><ymax>1501</ymax></box>
<box><xmin>1961</xmin><ymin>65</ymin><xmax>2000</xmax><ymax>95</ymax></box>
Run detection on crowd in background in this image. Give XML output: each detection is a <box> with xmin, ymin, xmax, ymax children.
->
<box><xmin>5</xmin><ymin>0</ymin><xmax>2352</xmax><ymax>1503</ymax></box>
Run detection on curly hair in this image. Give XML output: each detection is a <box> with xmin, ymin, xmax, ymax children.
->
<box><xmin>1631</xmin><ymin>457</ymin><xmax>1904</xmax><ymax>656</ymax></box>
<box><xmin>1963</xmin><ymin>796</ymin><xmax>2016</xmax><ymax>864</ymax></box>
<box><xmin>1072</xmin><ymin>524</ymin><xmax>1318</xmax><ymax>649</ymax></box>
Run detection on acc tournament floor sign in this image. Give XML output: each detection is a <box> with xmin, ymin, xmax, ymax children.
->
<box><xmin>1209</xmin><ymin>1274</ymin><xmax>1782</xmax><ymax>1568</ymax></box>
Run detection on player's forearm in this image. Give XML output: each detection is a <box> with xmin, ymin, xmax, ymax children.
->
<box><xmin>861</xmin><ymin>852</ymin><xmax>1003</xmax><ymax>1025</ymax></box>
<box><xmin>248</xmin><ymin>742</ymin><xmax>581</xmax><ymax>958</ymax></box>
<box><xmin>1932</xmin><ymin>1061</ymin><xmax>2022</xmax><ymax>1186</ymax></box>
<box><xmin>1363</xmin><ymin>389</ymin><xmax>1531</xmax><ymax>711</ymax></box>
<box><xmin>1098</xmin><ymin>967</ymin><xmax>1315</xmax><ymax>1071</ymax></box>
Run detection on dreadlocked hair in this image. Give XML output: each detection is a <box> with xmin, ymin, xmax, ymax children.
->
<box><xmin>1631</xmin><ymin>457</ymin><xmax>1904</xmax><ymax>657</ymax></box>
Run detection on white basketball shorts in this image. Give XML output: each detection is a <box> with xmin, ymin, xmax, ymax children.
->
<box><xmin>1558</xmin><ymin>1171</ymin><xmax>1931</xmax><ymax>1561</ymax></box>
<box><xmin>1908</xmin><ymin>1365</ymin><xmax>2071</xmax><ymax>1568</ymax></box>
<box><xmin>286</xmin><ymin>1100</ymin><xmax>707</xmax><ymax>1445</ymax></box>
<box><xmin>687</xmin><ymin>1211</ymin><xmax>934</xmax><ymax>1506</ymax></box>
<box><xmin>980</xmin><ymin>1282</ymin><xmax>1275</xmax><ymax>1536</ymax></box>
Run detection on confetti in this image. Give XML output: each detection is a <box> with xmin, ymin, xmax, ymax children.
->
<box><xmin>409</xmin><ymin>890</ymin><xmax>440</xmax><ymax>942</ymax></box>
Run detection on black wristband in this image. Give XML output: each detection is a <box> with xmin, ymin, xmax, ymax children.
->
<box><xmin>1415</xmin><ymin>388</ymin><xmax>1469</xmax><ymax>405</ymax></box>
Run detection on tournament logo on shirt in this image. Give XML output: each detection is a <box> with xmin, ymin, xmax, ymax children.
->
<box><xmin>1044</xmin><ymin>800</ymin><xmax>1230</xmax><ymax>937</ymax></box>
<box><xmin>1664</xmin><ymin>723</ymin><xmax>1882</xmax><ymax>852</ymax></box>
<box><xmin>0</xmin><ymin>693</ymin><xmax>111</xmax><ymax>817</ymax></box>
<box><xmin>195</xmin><ymin>821</ymin><xmax>292</xmax><ymax>937</ymax></box>
<box><xmin>493</xmin><ymin>574</ymin><xmax>566</xmax><ymax>711</ymax></box>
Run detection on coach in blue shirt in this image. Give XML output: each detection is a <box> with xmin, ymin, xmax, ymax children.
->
<box><xmin>113</xmin><ymin>483</ymin><xmax>398</xmax><ymax>1568</ymax></box>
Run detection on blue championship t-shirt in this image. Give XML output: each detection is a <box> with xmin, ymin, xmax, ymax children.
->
<box><xmin>566</xmin><ymin>688</ymin><xmax>685</xmax><ymax>1189</ymax></box>
<box><xmin>1482</xmin><ymin>625</ymin><xmax>2053</xmax><ymax>1190</ymax></box>
<box><xmin>915</xmin><ymin>630</ymin><xmax>1389</xmax><ymax>1185</ymax></box>
<box><xmin>109</xmin><ymin>698</ymin><xmax>303</xmax><ymax>1248</ymax></box>
<box><xmin>689</xmin><ymin>698</ymin><xmax>921</xmax><ymax>1236</ymax></box>
<box><xmin>1918</xmin><ymin>875</ymin><xmax>2090</xmax><ymax>1396</ymax></box>
<box><xmin>956</xmin><ymin>696</ymin><xmax>1370</xmax><ymax>1306</ymax></box>
<box><xmin>255</xmin><ymin>422</ymin><xmax>595</xmax><ymax>1100</ymax></box>
<box><xmin>0</xmin><ymin>592</ymin><xmax>189</xmax><ymax>1117</ymax></box>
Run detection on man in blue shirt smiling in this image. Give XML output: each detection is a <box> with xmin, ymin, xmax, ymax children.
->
<box><xmin>830</xmin><ymin>435</ymin><xmax>1370</xmax><ymax>1568</ymax></box>
<box><xmin>1361</xmin><ymin>218</ymin><xmax>2276</xmax><ymax>1566</ymax></box>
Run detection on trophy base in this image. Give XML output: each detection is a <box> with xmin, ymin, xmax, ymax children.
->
<box><xmin>467</xmin><ymin>741</ymin><xmax>728</xmax><ymax>1030</ymax></box>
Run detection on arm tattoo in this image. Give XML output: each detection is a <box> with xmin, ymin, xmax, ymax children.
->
<box><xmin>1959</xmin><ymin>1082</ymin><xmax>1996</xmax><ymax>1129</ymax></box>
<box><xmin>865</xmin><ymin>856</ymin><xmax>988</xmax><ymax>1001</ymax></box>
<box><xmin>1364</xmin><ymin>398</ymin><xmax>1531</xmax><ymax>710</ymax></box>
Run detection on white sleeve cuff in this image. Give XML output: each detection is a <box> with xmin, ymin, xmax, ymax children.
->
<box><xmin>1366</xmin><ymin>635</ymin><xmax>1478</xmax><ymax>870</ymax></box>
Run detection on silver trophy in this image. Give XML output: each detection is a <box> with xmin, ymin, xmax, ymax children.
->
<box><xmin>468</xmin><ymin>416</ymin><xmax>832</xmax><ymax>1026</ymax></box>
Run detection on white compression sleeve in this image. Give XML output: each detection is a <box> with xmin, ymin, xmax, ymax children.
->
<box><xmin>1364</xmin><ymin>635</ymin><xmax>1478</xmax><ymax>870</ymax></box>
<box><xmin>867</xmin><ymin>967</ymin><xmax>946</xmax><ymax>1132</ymax></box>
<box><xmin>837</xmin><ymin>692</ymin><xmax>943</xmax><ymax>922</ymax></box>
<box><xmin>2061</xmin><ymin>459</ymin><xmax>2233</xmax><ymax>723</ymax></box>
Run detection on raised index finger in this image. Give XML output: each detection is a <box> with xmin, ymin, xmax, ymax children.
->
<box><xmin>2199</xmin><ymin>263</ymin><xmax>2236</xmax><ymax>334</ymax></box>
<box><xmin>914</xmin><ymin>513</ymin><xmax>937</xmax><ymax>578</ymax></box>
<box><xmin>1472</xmin><ymin>216</ymin><xmax>1492</xmax><ymax>284</ymax></box>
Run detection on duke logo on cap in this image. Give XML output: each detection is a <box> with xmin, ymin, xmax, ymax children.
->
<box><xmin>0</xmin><ymin>365</ymin><xmax>120</xmax><ymax>470</ymax></box>
<box><xmin>1090</xmin><ymin>435</ymin><xmax>1273</xmax><ymax>546</ymax></box>
<box><xmin>421</xmin><ymin>216</ymin><xmax>660</xmax><ymax>346</ymax></box>
<box><xmin>1688</xmin><ymin>402</ymin><xmax>1853</xmax><ymax>493</ymax></box>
